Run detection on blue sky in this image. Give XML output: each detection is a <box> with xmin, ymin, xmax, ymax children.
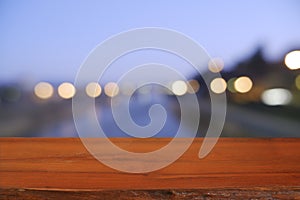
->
<box><xmin>0</xmin><ymin>0</ymin><xmax>299</xmax><ymax>83</ymax></box>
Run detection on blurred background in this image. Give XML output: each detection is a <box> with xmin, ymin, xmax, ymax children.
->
<box><xmin>0</xmin><ymin>0</ymin><xmax>299</xmax><ymax>137</ymax></box>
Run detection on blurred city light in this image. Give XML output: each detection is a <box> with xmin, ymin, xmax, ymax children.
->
<box><xmin>34</xmin><ymin>82</ymin><xmax>54</xmax><ymax>100</ymax></box>
<box><xmin>227</xmin><ymin>77</ymin><xmax>237</xmax><ymax>93</ymax></box>
<box><xmin>104</xmin><ymin>82</ymin><xmax>119</xmax><ymax>97</ymax></box>
<box><xmin>1</xmin><ymin>1</ymin><xmax>300</xmax><ymax>140</ymax></box>
<box><xmin>284</xmin><ymin>50</ymin><xmax>300</xmax><ymax>70</ymax></box>
<box><xmin>208</xmin><ymin>58</ymin><xmax>224</xmax><ymax>73</ymax></box>
<box><xmin>85</xmin><ymin>82</ymin><xmax>102</xmax><ymax>98</ymax></box>
<box><xmin>234</xmin><ymin>76</ymin><xmax>253</xmax><ymax>93</ymax></box>
<box><xmin>171</xmin><ymin>80</ymin><xmax>187</xmax><ymax>96</ymax></box>
<box><xmin>295</xmin><ymin>75</ymin><xmax>300</xmax><ymax>90</ymax></box>
<box><xmin>58</xmin><ymin>82</ymin><xmax>76</xmax><ymax>99</ymax></box>
<box><xmin>210</xmin><ymin>78</ymin><xmax>227</xmax><ymax>94</ymax></box>
<box><xmin>261</xmin><ymin>88</ymin><xmax>292</xmax><ymax>106</ymax></box>
<box><xmin>187</xmin><ymin>79</ymin><xmax>200</xmax><ymax>94</ymax></box>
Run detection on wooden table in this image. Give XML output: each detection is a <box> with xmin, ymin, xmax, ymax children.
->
<box><xmin>1</xmin><ymin>138</ymin><xmax>300</xmax><ymax>199</ymax></box>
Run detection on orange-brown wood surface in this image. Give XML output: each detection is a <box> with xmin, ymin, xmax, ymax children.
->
<box><xmin>1</xmin><ymin>138</ymin><xmax>300</xmax><ymax>199</ymax></box>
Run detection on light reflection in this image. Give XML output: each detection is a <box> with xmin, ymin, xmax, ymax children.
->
<box><xmin>58</xmin><ymin>82</ymin><xmax>76</xmax><ymax>99</ymax></box>
<box><xmin>261</xmin><ymin>88</ymin><xmax>292</xmax><ymax>106</ymax></box>
<box><xmin>285</xmin><ymin>50</ymin><xmax>300</xmax><ymax>70</ymax></box>
<box><xmin>34</xmin><ymin>82</ymin><xmax>54</xmax><ymax>99</ymax></box>
<box><xmin>171</xmin><ymin>80</ymin><xmax>187</xmax><ymax>96</ymax></box>
<box><xmin>234</xmin><ymin>76</ymin><xmax>253</xmax><ymax>93</ymax></box>
<box><xmin>104</xmin><ymin>82</ymin><xmax>119</xmax><ymax>97</ymax></box>
<box><xmin>208</xmin><ymin>58</ymin><xmax>224</xmax><ymax>73</ymax></box>
<box><xmin>86</xmin><ymin>82</ymin><xmax>102</xmax><ymax>98</ymax></box>
<box><xmin>210</xmin><ymin>78</ymin><xmax>227</xmax><ymax>94</ymax></box>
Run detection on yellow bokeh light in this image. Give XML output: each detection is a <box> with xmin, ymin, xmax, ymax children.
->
<box><xmin>104</xmin><ymin>82</ymin><xmax>119</xmax><ymax>97</ymax></box>
<box><xmin>172</xmin><ymin>80</ymin><xmax>187</xmax><ymax>96</ymax></box>
<box><xmin>34</xmin><ymin>82</ymin><xmax>54</xmax><ymax>99</ymax></box>
<box><xmin>295</xmin><ymin>75</ymin><xmax>300</xmax><ymax>90</ymax></box>
<box><xmin>210</xmin><ymin>78</ymin><xmax>227</xmax><ymax>94</ymax></box>
<box><xmin>208</xmin><ymin>58</ymin><xmax>224</xmax><ymax>73</ymax></box>
<box><xmin>285</xmin><ymin>50</ymin><xmax>300</xmax><ymax>70</ymax></box>
<box><xmin>85</xmin><ymin>82</ymin><xmax>102</xmax><ymax>98</ymax></box>
<box><xmin>187</xmin><ymin>79</ymin><xmax>200</xmax><ymax>94</ymax></box>
<box><xmin>234</xmin><ymin>76</ymin><xmax>253</xmax><ymax>93</ymax></box>
<box><xmin>58</xmin><ymin>82</ymin><xmax>76</xmax><ymax>99</ymax></box>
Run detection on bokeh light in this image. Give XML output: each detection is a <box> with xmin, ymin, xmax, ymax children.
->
<box><xmin>171</xmin><ymin>80</ymin><xmax>187</xmax><ymax>96</ymax></box>
<box><xmin>210</xmin><ymin>78</ymin><xmax>227</xmax><ymax>94</ymax></box>
<box><xmin>227</xmin><ymin>77</ymin><xmax>237</xmax><ymax>93</ymax></box>
<box><xmin>234</xmin><ymin>76</ymin><xmax>253</xmax><ymax>93</ymax></box>
<box><xmin>85</xmin><ymin>82</ymin><xmax>102</xmax><ymax>98</ymax></box>
<box><xmin>34</xmin><ymin>82</ymin><xmax>54</xmax><ymax>100</ymax></box>
<box><xmin>187</xmin><ymin>79</ymin><xmax>200</xmax><ymax>94</ymax></box>
<box><xmin>104</xmin><ymin>82</ymin><xmax>119</xmax><ymax>97</ymax></box>
<box><xmin>208</xmin><ymin>58</ymin><xmax>224</xmax><ymax>73</ymax></box>
<box><xmin>58</xmin><ymin>82</ymin><xmax>76</xmax><ymax>99</ymax></box>
<box><xmin>295</xmin><ymin>75</ymin><xmax>300</xmax><ymax>90</ymax></box>
<box><xmin>285</xmin><ymin>50</ymin><xmax>300</xmax><ymax>70</ymax></box>
<box><xmin>261</xmin><ymin>88</ymin><xmax>292</xmax><ymax>106</ymax></box>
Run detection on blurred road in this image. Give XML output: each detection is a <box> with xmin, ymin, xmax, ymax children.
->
<box><xmin>1</xmin><ymin>95</ymin><xmax>299</xmax><ymax>137</ymax></box>
<box><xmin>198</xmin><ymin>99</ymin><xmax>300</xmax><ymax>137</ymax></box>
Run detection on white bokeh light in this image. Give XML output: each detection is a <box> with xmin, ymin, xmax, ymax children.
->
<box><xmin>261</xmin><ymin>88</ymin><xmax>292</xmax><ymax>106</ymax></box>
<box><xmin>210</xmin><ymin>78</ymin><xmax>227</xmax><ymax>94</ymax></box>
<box><xmin>58</xmin><ymin>82</ymin><xmax>76</xmax><ymax>99</ymax></box>
<box><xmin>86</xmin><ymin>82</ymin><xmax>102</xmax><ymax>98</ymax></box>
<box><xmin>34</xmin><ymin>82</ymin><xmax>54</xmax><ymax>99</ymax></box>
<box><xmin>285</xmin><ymin>50</ymin><xmax>300</xmax><ymax>70</ymax></box>
<box><xmin>234</xmin><ymin>76</ymin><xmax>253</xmax><ymax>93</ymax></box>
<box><xmin>171</xmin><ymin>80</ymin><xmax>188</xmax><ymax>96</ymax></box>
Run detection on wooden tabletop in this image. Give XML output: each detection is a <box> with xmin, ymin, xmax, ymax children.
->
<box><xmin>1</xmin><ymin>138</ymin><xmax>300</xmax><ymax>199</ymax></box>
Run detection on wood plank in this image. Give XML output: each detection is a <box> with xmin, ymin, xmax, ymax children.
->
<box><xmin>1</xmin><ymin>188</ymin><xmax>300</xmax><ymax>200</ymax></box>
<box><xmin>1</xmin><ymin>138</ymin><xmax>300</xmax><ymax>199</ymax></box>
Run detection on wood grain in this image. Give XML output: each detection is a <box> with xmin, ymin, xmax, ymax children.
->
<box><xmin>1</xmin><ymin>138</ymin><xmax>300</xmax><ymax>199</ymax></box>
